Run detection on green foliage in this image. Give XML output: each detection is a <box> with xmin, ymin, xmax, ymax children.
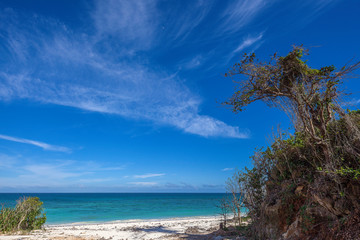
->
<box><xmin>0</xmin><ymin>197</ymin><xmax>46</xmax><ymax>233</ymax></box>
<box><xmin>334</xmin><ymin>167</ymin><xmax>360</xmax><ymax>180</ymax></box>
<box><xmin>224</xmin><ymin>47</ymin><xmax>360</xmax><ymax>178</ymax></box>
<box><xmin>224</xmin><ymin>46</ymin><xmax>360</xmax><ymax>239</ymax></box>
<box><xmin>224</xmin><ymin>46</ymin><xmax>342</xmax><ymax>118</ymax></box>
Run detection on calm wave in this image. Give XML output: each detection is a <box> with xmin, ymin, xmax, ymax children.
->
<box><xmin>0</xmin><ymin>193</ymin><xmax>228</xmax><ymax>224</ymax></box>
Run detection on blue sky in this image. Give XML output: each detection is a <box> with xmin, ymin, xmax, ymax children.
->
<box><xmin>0</xmin><ymin>0</ymin><xmax>359</xmax><ymax>192</ymax></box>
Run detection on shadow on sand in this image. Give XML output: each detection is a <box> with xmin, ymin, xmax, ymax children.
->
<box><xmin>137</xmin><ymin>226</ymin><xmax>246</xmax><ymax>239</ymax></box>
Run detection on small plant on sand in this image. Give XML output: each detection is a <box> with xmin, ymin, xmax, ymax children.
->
<box><xmin>225</xmin><ymin>170</ymin><xmax>247</xmax><ymax>227</ymax></box>
<box><xmin>0</xmin><ymin>196</ymin><xmax>46</xmax><ymax>233</ymax></box>
<box><xmin>217</xmin><ymin>197</ymin><xmax>230</xmax><ymax>230</ymax></box>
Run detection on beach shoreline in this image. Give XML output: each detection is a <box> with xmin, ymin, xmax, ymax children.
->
<box><xmin>0</xmin><ymin>215</ymin><xmax>237</xmax><ymax>240</ymax></box>
<box><xmin>45</xmin><ymin>214</ymin><xmax>219</xmax><ymax>227</ymax></box>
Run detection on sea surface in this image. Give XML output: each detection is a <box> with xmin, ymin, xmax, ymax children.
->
<box><xmin>0</xmin><ymin>193</ymin><xmax>228</xmax><ymax>224</ymax></box>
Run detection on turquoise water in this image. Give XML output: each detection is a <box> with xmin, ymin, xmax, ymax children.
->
<box><xmin>0</xmin><ymin>193</ymin><xmax>228</xmax><ymax>224</ymax></box>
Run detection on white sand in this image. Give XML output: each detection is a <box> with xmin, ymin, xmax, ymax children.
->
<box><xmin>0</xmin><ymin>216</ymin><xmax>230</xmax><ymax>240</ymax></box>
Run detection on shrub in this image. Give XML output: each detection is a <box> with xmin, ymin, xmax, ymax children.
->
<box><xmin>223</xmin><ymin>46</ymin><xmax>360</xmax><ymax>239</ymax></box>
<box><xmin>0</xmin><ymin>196</ymin><xmax>46</xmax><ymax>233</ymax></box>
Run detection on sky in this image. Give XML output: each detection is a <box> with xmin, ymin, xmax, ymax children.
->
<box><xmin>0</xmin><ymin>0</ymin><xmax>359</xmax><ymax>193</ymax></box>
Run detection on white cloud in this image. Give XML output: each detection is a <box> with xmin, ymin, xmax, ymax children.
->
<box><xmin>182</xmin><ymin>55</ymin><xmax>204</xmax><ymax>70</ymax></box>
<box><xmin>98</xmin><ymin>167</ymin><xmax>125</xmax><ymax>171</ymax></box>
<box><xmin>221</xmin><ymin>32</ymin><xmax>264</xmax><ymax>65</ymax></box>
<box><xmin>164</xmin><ymin>182</ymin><xmax>196</xmax><ymax>190</ymax></box>
<box><xmin>0</xmin><ymin>6</ymin><xmax>248</xmax><ymax>139</ymax></box>
<box><xmin>234</xmin><ymin>33</ymin><xmax>264</xmax><ymax>53</ymax></box>
<box><xmin>159</xmin><ymin>0</ymin><xmax>213</xmax><ymax>44</ymax></box>
<box><xmin>219</xmin><ymin>0</ymin><xmax>267</xmax><ymax>34</ymax></box>
<box><xmin>222</xmin><ymin>168</ymin><xmax>234</xmax><ymax>171</ymax></box>
<box><xmin>134</xmin><ymin>173</ymin><xmax>165</xmax><ymax>179</ymax></box>
<box><xmin>93</xmin><ymin>0</ymin><xmax>159</xmax><ymax>49</ymax></box>
<box><xmin>182</xmin><ymin>115</ymin><xmax>249</xmax><ymax>138</ymax></box>
<box><xmin>0</xmin><ymin>161</ymin><xmax>88</xmax><ymax>188</ymax></box>
<box><xmin>0</xmin><ymin>155</ymin><xmax>126</xmax><ymax>188</ymax></box>
<box><xmin>0</xmin><ymin>153</ymin><xmax>18</xmax><ymax>168</ymax></box>
<box><xmin>353</xmin><ymin>99</ymin><xmax>360</xmax><ymax>105</ymax></box>
<box><xmin>22</xmin><ymin>163</ymin><xmax>84</xmax><ymax>179</ymax></box>
<box><xmin>78</xmin><ymin>178</ymin><xmax>114</xmax><ymax>183</ymax></box>
<box><xmin>129</xmin><ymin>182</ymin><xmax>158</xmax><ymax>186</ymax></box>
<box><xmin>202</xmin><ymin>184</ymin><xmax>224</xmax><ymax>189</ymax></box>
<box><xmin>343</xmin><ymin>99</ymin><xmax>360</xmax><ymax>106</ymax></box>
<box><xmin>0</xmin><ymin>134</ymin><xmax>71</xmax><ymax>153</ymax></box>
<box><xmin>295</xmin><ymin>0</ymin><xmax>340</xmax><ymax>26</ymax></box>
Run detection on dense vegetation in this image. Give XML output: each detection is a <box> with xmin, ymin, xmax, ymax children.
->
<box><xmin>224</xmin><ymin>47</ymin><xmax>360</xmax><ymax>239</ymax></box>
<box><xmin>0</xmin><ymin>197</ymin><xmax>46</xmax><ymax>233</ymax></box>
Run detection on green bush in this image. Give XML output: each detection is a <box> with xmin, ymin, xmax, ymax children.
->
<box><xmin>0</xmin><ymin>196</ymin><xmax>46</xmax><ymax>233</ymax></box>
<box><xmin>224</xmin><ymin>46</ymin><xmax>360</xmax><ymax>239</ymax></box>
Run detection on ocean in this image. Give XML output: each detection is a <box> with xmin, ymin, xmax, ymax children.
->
<box><xmin>0</xmin><ymin>193</ymin><xmax>228</xmax><ymax>224</ymax></box>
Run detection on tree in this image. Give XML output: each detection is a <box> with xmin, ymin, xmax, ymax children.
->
<box><xmin>224</xmin><ymin>46</ymin><xmax>360</xmax><ymax>179</ymax></box>
<box><xmin>223</xmin><ymin>46</ymin><xmax>360</xmax><ymax>239</ymax></box>
<box><xmin>217</xmin><ymin>197</ymin><xmax>230</xmax><ymax>230</ymax></box>
<box><xmin>225</xmin><ymin>170</ymin><xmax>246</xmax><ymax>226</ymax></box>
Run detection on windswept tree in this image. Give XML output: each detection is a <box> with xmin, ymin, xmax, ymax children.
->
<box><xmin>224</xmin><ymin>46</ymin><xmax>360</xmax><ymax>181</ymax></box>
<box><xmin>223</xmin><ymin>46</ymin><xmax>360</xmax><ymax>239</ymax></box>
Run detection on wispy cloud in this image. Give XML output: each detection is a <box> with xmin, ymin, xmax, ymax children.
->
<box><xmin>181</xmin><ymin>115</ymin><xmax>249</xmax><ymax>138</ymax></box>
<box><xmin>163</xmin><ymin>182</ymin><xmax>224</xmax><ymax>191</ymax></box>
<box><xmin>295</xmin><ymin>0</ymin><xmax>340</xmax><ymax>26</ymax></box>
<box><xmin>202</xmin><ymin>184</ymin><xmax>224</xmax><ymax>189</ymax></box>
<box><xmin>78</xmin><ymin>178</ymin><xmax>114</xmax><ymax>183</ymax></box>
<box><xmin>92</xmin><ymin>0</ymin><xmax>159</xmax><ymax>50</ymax></box>
<box><xmin>22</xmin><ymin>162</ymin><xmax>85</xmax><ymax>179</ymax></box>
<box><xmin>98</xmin><ymin>167</ymin><xmax>125</xmax><ymax>171</ymax></box>
<box><xmin>159</xmin><ymin>0</ymin><xmax>214</xmax><ymax>44</ymax></box>
<box><xmin>220</xmin><ymin>32</ymin><xmax>265</xmax><ymax>65</ymax></box>
<box><xmin>0</xmin><ymin>152</ymin><xmax>226</xmax><ymax>191</ymax></box>
<box><xmin>0</xmin><ymin>134</ymin><xmax>71</xmax><ymax>153</ymax></box>
<box><xmin>343</xmin><ymin>99</ymin><xmax>360</xmax><ymax>106</ymax></box>
<box><xmin>234</xmin><ymin>33</ymin><xmax>264</xmax><ymax>53</ymax></box>
<box><xmin>134</xmin><ymin>173</ymin><xmax>165</xmax><ymax>179</ymax></box>
<box><xmin>0</xmin><ymin>7</ymin><xmax>248</xmax><ymax>139</ymax></box>
<box><xmin>353</xmin><ymin>99</ymin><xmax>360</xmax><ymax>105</ymax></box>
<box><xmin>0</xmin><ymin>154</ymin><xmax>126</xmax><ymax>188</ymax></box>
<box><xmin>219</xmin><ymin>0</ymin><xmax>268</xmax><ymax>34</ymax></box>
<box><xmin>0</xmin><ymin>153</ymin><xmax>18</xmax><ymax>168</ymax></box>
<box><xmin>222</xmin><ymin>168</ymin><xmax>234</xmax><ymax>171</ymax></box>
<box><xmin>164</xmin><ymin>182</ymin><xmax>196</xmax><ymax>190</ymax></box>
<box><xmin>129</xmin><ymin>182</ymin><xmax>158</xmax><ymax>186</ymax></box>
<box><xmin>182</xmin><ymin>55</ymin><xmax>204</xmax><ymax>69</ymax></box>
<box><xmin>0</xmin><ymin>160</ymin><xmax>90</xmax><ymax>188</ymax></box>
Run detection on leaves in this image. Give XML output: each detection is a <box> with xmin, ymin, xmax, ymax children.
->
<box><xmin>0</xmin><ymin>197</ymin><xmax>46</xmax><ymax>233</ymax></box>
<box><xmin>224</xmin><ymin>46</ymin><xmax>360</xmax><ymax>239</ymax></box>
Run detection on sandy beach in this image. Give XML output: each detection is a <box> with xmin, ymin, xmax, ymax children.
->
<box><xmin>0</xmin><ymin>216</ymin><xmax>245</xmax><ymax>240</ymax></box>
